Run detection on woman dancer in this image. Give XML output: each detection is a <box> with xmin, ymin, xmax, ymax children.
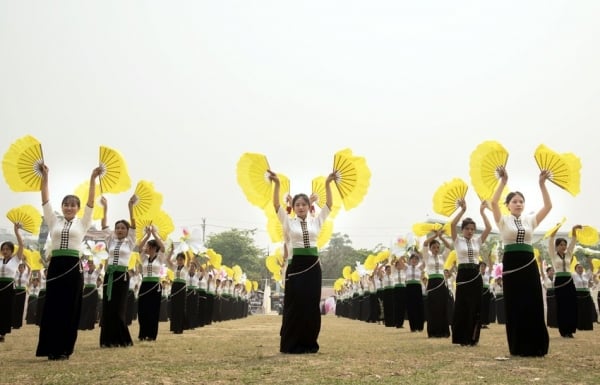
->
<box><xmin>13</xmin><ymin>262</ymin><xmax>30</xmax><ymax>329</ymax></box>
<box><xmin>269</xmin><ymin>169</ymin><xmax>335</xmax><ymax>354</ymax></box>
<box><xmin>137</xmin><ymin>226</ymin><xmax>165</xmax><ymax>341</ymax></box>
<box><xmin>491</xmin><ymin>166</ymin><xmax>552</xmax><ymax>356</ymax></box>
<box><xmin>422</xmin><ymin>230</ymin><xmax>451</xmax><ymax>338</ymax></box>
<box><xmin>450</xmin><ymin>199</ymin><xmax>491</xmax><ymax>346</ymax></box>
<box><xmin>0</xmin><ymin>224</ymin><xmax>25</xmax><ymax>342</ymax></box>
<box><xmin>36</xmin><ymin>164</ymin><xmax>102</xmax><ymax>360</ymax></box>
<box><xmin>98</xmin><ymin>196</ymin><xmax>136</xmax><ymax>347</ymax></box>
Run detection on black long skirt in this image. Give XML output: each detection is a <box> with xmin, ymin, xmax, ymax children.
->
<box><xmin>169</xmin><ymin>282</ymin><xmax>186</xmax><ymax>334</ymax></box>
<box><xmin>393</xmin><ymin>285</ymin><xmax>406</xmax><ymax>328</ymax></box>
<box><xmin>78</xmin><ymin>286</ymin><xmax>98</xmax><ymax>330</ymax></box>
<box><xmin>196</xmin><ymin>290</ymin><xmax>207</xmax><ymax>327</ymax></box>
<box><xmin>36</xmin><ymin>289</ymin><xmax>46</xmax><ymax>325</ymax></box>
<box><xmin>405</xmin><ymin>283</ymin><xmax>424</xmax><ymax>332</ymax></box>
<box><xmin>452</xmin><ymin>266</ymin><xmax>482</xmax><ymax>346</ymax></box>
<box><xmin>382</xmin><ymin>287</ymin><xmax>395</xmax><ymax>327</ymax></box>
<box><xmin>576</xmin><ymin>291</ymin><xmax>594</xmax><ymax>331</ymax></box>
<box><xmin>426</xmin><ymin>277</ymin><xmax>450</xmax><ymax>338</ymax></box>
<box><xmin>185</xmin><ymin>289</ymin><xmax>198</xmax><ymax>329</ymax></box>
<box><xmin>26</xmin><ymin>295</ymin><xmax>37</xmax><ymax>324</ymax></box>
<box><xmin>100</xmin><ymin>272</ymin><xmax>133</xmax><ymax>347</ymax></box>
<box><xmin>545</xmin><ymin>288</ymin><xmax>558</xmax><ymax>328</ymax></box>
<box><xmin>495</xmin><ymin>295</ymin><xmax>506</xmax><ymax>324</ymax></box>
<box><xmin>0</xmin><ymin>280</ymin><xmax>15</xmax><ymax>335</ymax></box>
<box><xmin>36</xmin><ymin>257</ymin><xmax>83</xmax><ymax>358</ymax></box>
<box><xmin>12</xmin><ymin>287</ymin><xmax>26</xmax><ymax>329</ymax></box>
<box><xmin>280</xmin><ymin>255</ymin><xmax>322</xmax><ymax>354</ymax></box>
<box><xmin>481</xmin><ymin>288</ymin><xmax>492</xmax><ymax>326</ymax></box>
<box><xmin>554</xmin><ymin>276</ymin><xmax>577</xmax><ymax>336</ymax></box>
<box><xmin>137</xmin><ymin>281</ymin><xmax>161</xmax><ymax>341</ymax></box>
<box><xmin>125</xmin><ymin>290</ymin><xmax>135</xmax><ymax>325</ymax></box>
<box><xmin>502</xmin><ymin>249</ymin><xmax>548</xmax><ymax>357</ymax></box>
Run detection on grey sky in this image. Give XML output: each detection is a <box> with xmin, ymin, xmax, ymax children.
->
<box><xmin>1</xmin><ymin>1</ymin><xmax>599</xmax><ymax>250</ymax></box>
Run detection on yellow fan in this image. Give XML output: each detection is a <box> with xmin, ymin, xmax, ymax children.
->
<box><xmin>132</xmin><ymin>180</ymin><xmax>163</xmax><ymax>219</ymax></box>
<box><xmin>236</xmin><ymin>153</ymin><xmax>273</xmax><ymax>209</ymax></box>
<box><xmin>480</xmin><ymin>185</ymin><xmax>510</xmax><ymax>215</ymax></box>
<box><xmin>334</xmin><ymin>278</ymin><xmax>345</xmax><ymax>292</ymax></box>
<box><xmin>412</xmin><ymin>222</ymin><xmax>451</xmax><ymax>237</ymax></box>
<box><xmin>266</xmin><ymin>255</ymin><xmax>282</xmax><ymax>274</ymax></box>
<box><xmin>364</xmin><ymin>254</ymin><xmax>377</xmax><ymax>271</ymax></box>
<box><xmin>351</xmin><ymin>270</ymin><xmax>360</xmax><ymax>283</ymax></box>
<box><xmin>444</xmin><ymin>250</ymin><xmax>457</xmax><ymax>270</ymax></box>
<box><xmin>534</xmin><ymin>144</ymin><xmax>581</xmax><ymax>197</ymax></box>
<box><xmin>244</xmin><ymin>280</ymin><xmax>252</xmax><ymax>293</ymax></box>
<box><xmin>543</xmin><ymin>217</ymin><xmax>567</xmax><ymax>239</ymax></box>
<box><xmin>6</xmin><ymin>204</ymin><xmax>42</xmax><ymax>235</ymax></box>
<box><xmin>74</xmin><ymin>180</ymin><xmax>103</xmax><ymax>220</ymax></box>
<box><xmin>311</xmin><ymin>176</ymin><xmax>342</xmax><ymax>218</ymax></box>
<box><xmin>316</xmin><ymin>219</ymin><xmax>334</xmax><ymax>249</ymax></box>
<box><xmin>205</xmin><ymin>248</ymin><xmax>222</xmax><ymax>269</ymax></box>
<box><xmin>98</xmin><ymin>145</ymin><xmax>131</xmax><ymax>194</ymax></box>
<box><xmin>375</xmin><ymin>250</ymin><xmax>391</xmax><ymax>264</ymax></box>
<box><xmin>2</xmin><ymin>135</ymin><xmax>44</xmax><ymax>192</ymax></box>
<box><xmin>469</xmin><ymin>140</ymin><xmax>509</xmax><ymax>200</ymax></box>
<box><xmin>591</xmin><ymin>259</ymin><xmax>600</xmax><ymax>273</ymax></box>
<box><xmin>432</xmin><ymin>178</ymin><xmax>468</xmax><ymax>217</ymax></box>
<box><xmin>265</xmin><ymin>209</ymin><xmax>284</xmax><ymax>243</ymax></box>
<box><xmin>135</xmin><ymin>210</ymin><xmax>175</xmax><ymax>241</ymax></box>
<box><xmin>570</xmin><ymin>225</ymin><xmax>599</xmax><ymax>247</ymax></box>
<box><xmin>342</xmin><ymin>265</ymin><xmax>352</xmax><ymax>280</ymax></box>
<box><xmin>252</xmin><ymin>281</ymin><xmax>258</xmax><ymax>291</ymax></box>
<box><xmin>128</xmin><ymin>251</ymin><xmax>141</xmax><ymax>270</ymax></box>
<box><xmin>332</xmin><ymin>148</ymin><xmax>371</xmax><ymax>211</ymax></box>
<box><xmin>25</xmin><ymin>249</ymin><xmax>44</xmax><ymax>270</ymax></box>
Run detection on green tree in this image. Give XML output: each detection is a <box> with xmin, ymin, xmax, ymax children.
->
<box><xmin>320</xmin><ymin>233</ymin><xmax>371</xmax><ymax>279</ymax></box>
<box><xmin>205</xmin><ymin>229</ymin><xmax>265</xmax><ymax>281</ymax></box>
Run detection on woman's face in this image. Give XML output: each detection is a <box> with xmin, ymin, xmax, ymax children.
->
<box><xmin>429</xmin><ymin>243</ymin><xmax>440</xmax><ymax>255</ymax></box>
<box><xmin>62</xmin><ymin>198</ymin><xmax>80</xmax><ymax>221</ymax></box>
<box><xmin>462</xmin><ymin>224</ymin><xmax>476</xmax><ymax>239</ymax></box>
<box><xmin>556</xmin><ymin>241</ymin><xmax>567</xmax><ymax>254</ymax></box>
<box><xmin>293</xmin><ymin>199</ymin><xmax>309</xmax><ymax>219</ymax></box>
<box><xmin>506</xmin><ymin>194</ymin><xmax>525</xmax><ymax>216</ymax></box>
<box><xmin>1</xmin><ymin>244</ymin><xmax>12</xmax><ymax>258</ymax></box>
<box><xmin>115</xmin><ymin>222</ymin><xmax>129</xmax><ymax>239</ymax></box>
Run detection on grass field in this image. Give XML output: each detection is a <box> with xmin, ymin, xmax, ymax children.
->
<box><xmin>2</xmin><ymin>315</ymin><xmax>598</xmax><ymax>385</ymax></box>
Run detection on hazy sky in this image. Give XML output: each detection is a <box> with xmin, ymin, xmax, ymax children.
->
<box><xmin>1</xmin><ymin>1</ymin><xmax>599</xmax><ymax>251</ymax></box>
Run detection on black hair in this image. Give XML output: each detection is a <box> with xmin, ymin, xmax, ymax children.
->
<box><xmin>147</xmin><ymin>239</ymin><xmax>159</xmax><ymax>250</ymax></box>
<box><xmin>461</xmin><ymin>217</ymin><xmax>476</xmax><ymax>230</ymax></box>
<box><xmin>1</xmin><ymin>241</ymin><xmax>15</xmax><ymax>253</ymax></box>
<box><xmin>292</xmin><ymin>193</ymin><xmax>310</xmax><ymax>207</ymax></box>
<box><xmin>555</xmin><ymin>238</ymin><xmax>567</xmax><ymax>247</ymax></box>
<box><xmin>505</xmin><ymin>191</ymin><xmax>525</xmax><ymax>205</ymax></box>
<box><xmin>62</xmin><ymin>194</ymin><xmax>81</xmax><ymax>207</ymax></box>
<box><xmin>114</xmin><ymin>220</ymin><xmax>131</xmax><ymax>230</ymax></box>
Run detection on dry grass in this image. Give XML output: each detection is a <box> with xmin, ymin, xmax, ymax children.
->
<box><xmin>2</xmin><ymin>315</ymin><xmax>599</xmax><ymax>385</ymax></box>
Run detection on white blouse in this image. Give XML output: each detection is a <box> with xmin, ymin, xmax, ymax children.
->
<box><xmin>102</xmin><ymin>228</ymin><xmax>137</xmax><ymax>267</ymax></box>
<box><xmin>496</xmin><ymin>214</ymin><xmax>537</xmax><ymax>245</ymax></box>
<box><xmin>276</xmin><ymin>205</ymin><xmax>330</xmax><ymax>249</ymax></box>
<box><xmin>140</xmin><ymin>252</ymin><xmax>165</xmax><ymax>278</ymax></box>
<box><xmin>572</xmin><ymin>272</ymin><xmax>592</xmax><ymax>290</ymax></box>
<box><xmin>0</xmin><ymin>257</ymin><xmax>20</xmax><ymax>279</ymax></box>
<box><xmin>43</xmin><ymin>202</ymin><xmax>93</xmax><ymax>252</ymax></box>
<box><xmin>454</xmin><ymin>236</ymin><xmax>483</xmax><ymax>265</ymax></box>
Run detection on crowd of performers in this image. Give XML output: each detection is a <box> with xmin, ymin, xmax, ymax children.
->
<box><xmin>0</xmin><ymin>165</ymin><xmax>249</xmax><ymax>359</ymax></box>
<box><xmin>333</xmin><ymin>255</ymin><xmax>598</xmax><ymax>334</ymax></box>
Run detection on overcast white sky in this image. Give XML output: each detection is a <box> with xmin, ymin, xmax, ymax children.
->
<box><xmin>1</xmin><ymin>1</ymin><xmax>599</xmax><ymax>251</ymax></box>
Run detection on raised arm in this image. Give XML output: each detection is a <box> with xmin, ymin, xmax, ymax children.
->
<box><xmin>14</xmin><ymin>223</ymin><xmax>24</xmax><ymax>260</ymax></box>
<box><xmin>450</xmin><ymin>199</ymin><xmax>466</xmax><ymax>242</ymax></box>
<box><xmin>479</xmin><ymin>201</ymin><xmax>492</xmax><ymax>243</ymax></box>
<box><xmin>325</xmin><ymin>172</ymin><xmax>336</xmax><ymax>209</ymax></box>
<box><xmin>87</xmin><ymin>167</ymin><xmax>103</xmax><ymax>208</ymax></box>
<box><xmin>567</xmin><ymin>225</ymin><xmax>581</xmax><ymax>255</ymax></box>
<box><xmin>535</xmin><ymin>170</ymin><xmax>552</xmax><ymax>225</ymax></box>
<box><xmin>100</xmin><ymin>196</ymin><xmax>108</xmax><ymax>230</ymax></box>
<box><xmin>128</xmin><ymin>194</ymin><xmax>136</xmax><ymax>229</ymax></box>
<box><xmin>267</xmin><ymin>170</ymin><xmax>280</xmax><ymax>212</ymax></box>
<box><xmin>150</xmin><ymin>226</ymin><xmax>166</xmax><ymax>253</ymax></box>
<box><xmin>490</xmin><ymin>166</ymin><xmax>508</xmax><ymax>224</ymax></box>
<box><xmin>40</xmin><ymin>163</ymin><xmax>49</xmax><ymax>205</ymax></box>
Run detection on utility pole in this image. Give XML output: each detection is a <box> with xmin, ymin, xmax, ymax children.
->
<box><xmin>201</xmin><ymin>217</ymin><xmax>206</xmax><ymax>244</ymax></box>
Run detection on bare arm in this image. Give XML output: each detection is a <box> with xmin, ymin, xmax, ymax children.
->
<box><xmin>325</xmin><ymin>172</ymin><xmax>336</xmax><ymax>209</ymax></box>
<box><xmin>40</xmin><ymin>164</ymin><xmax>49</xmax><ymax>205</ymax></box>
<box><xmin>267</xmin><ymin>170</ymin><xmax>280</xmax><ymax>212</ymax></box>
<box><xmin>128</xmin><ymin>195</ymin><xmax>136</xmax><ymax>229</ymax></box>
<box><xmin>567</xmin><ymin>225</ymin><xmax>581</xmax><ymax>255</ymax></box>
<box><xmin>535</xmin><ymin>170</ymin><xmax>552</xmax><ymax>225</ymax></box>
<box><xmin>490</xmin><ymin>166</ymin><xmax>508</xmax><ymax>224</ymax></box>
<box><xmin>14</xmin><ymin>223</ymin><xmax>24</xmax><ymax>260</ymax></box>
<box><xmin>479</xmin><ymin>201</ymin><xmax>492</xmax><ymax>243</ymax></box>
<box><xmin>100</xmin><ymin>196</ymin><xmax>108</xmax><ymax>230</ymax></box>
<box><xmin>87</xmin><ymin>167</ymin><xmax>103</xmax><ymax>208</ymax></box>
<box><xmin>450</xmin><ymin>199</ymin><xmax>466</xmax><ymax>242</ymax></box>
